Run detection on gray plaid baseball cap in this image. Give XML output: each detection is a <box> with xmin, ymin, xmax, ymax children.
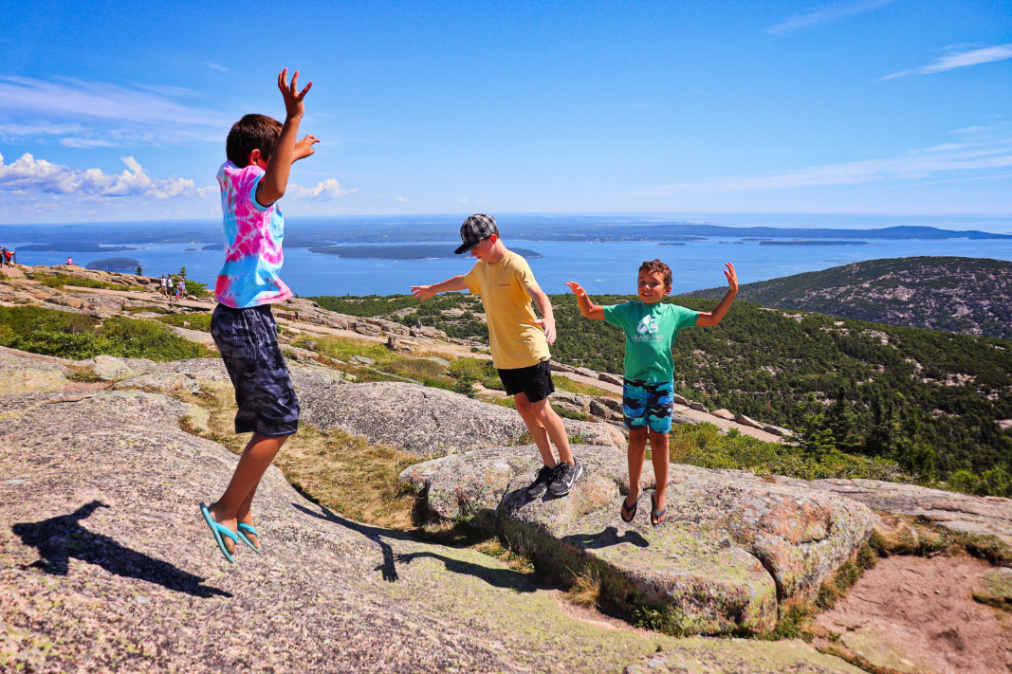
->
<box><xmin>455</xmin><ymin>213</ymin><xmax>499</xmax><ymax>254</ymax></box>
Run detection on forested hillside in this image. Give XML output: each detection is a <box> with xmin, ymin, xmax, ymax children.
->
<box><xmin>685</xmin><ymin>256</ymin><xmax>1012</xmax><ymax>339</ymax></box>
<box><xmin>314</xmin><ymin>291</ymin><xmax>1012</xmax><ymax>492</ymax></box>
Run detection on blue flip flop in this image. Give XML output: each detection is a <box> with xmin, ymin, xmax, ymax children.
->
<box><xmin>236</xmin><ymin>522</ymin><xmax>261</xmax><ymax>554</ymax></box>
<box><xmin>200</xmin><ymin>502</ymin><xmax>237</xmax><ymax>563</ymax></box>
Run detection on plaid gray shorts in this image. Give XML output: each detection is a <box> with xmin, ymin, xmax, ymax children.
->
<box><xmin>211</xmin><ymin>304</ymin><xmax>300</xmax><ymax>438</ymax></box>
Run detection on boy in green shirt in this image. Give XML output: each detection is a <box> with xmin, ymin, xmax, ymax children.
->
<box><xmin>566</xmin><ymin>259</ymin><xmax>737</xmax><ymax>525</ymax></box>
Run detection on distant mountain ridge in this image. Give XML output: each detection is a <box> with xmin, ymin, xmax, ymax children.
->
<box><xmin>684</xmin><ymin>256</ymin><xmax>1012</xmax><ymax>339</ymax></box>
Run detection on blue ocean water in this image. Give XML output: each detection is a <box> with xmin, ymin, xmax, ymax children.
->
<box><xmin>9</xmin><ymin>214</ymin><xmax>1012</xmax><ymax>297</ymax></box>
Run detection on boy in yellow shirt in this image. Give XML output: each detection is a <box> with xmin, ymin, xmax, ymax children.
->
<box><xmin>411</xmin><ymin>214</ymin><xmax>581</xmax><ymax>497</ymax></box>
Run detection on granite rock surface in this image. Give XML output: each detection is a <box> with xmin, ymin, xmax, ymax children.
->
<box><xmin>403</xmin><ymin>445</ymin><xmax>876</xmax><ymax>636</ymax></box>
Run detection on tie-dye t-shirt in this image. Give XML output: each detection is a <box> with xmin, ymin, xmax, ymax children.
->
<box><xmin>214</xmin><ymin>161</ymin><xmax>293</xmax><ymax>308</ymax></box>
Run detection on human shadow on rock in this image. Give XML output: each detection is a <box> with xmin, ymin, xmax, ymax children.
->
<box><xmin>293</xmin><ymin>502</ymin><xmax>401</xmax><ymax>582</ymax></box>
<box><xmin>565</xmin><ymin>526</ymin><xmax>649</xmax><ymax>549</ymax></box>
<box><xmin>12</xmin><ymin>500</ymin><xmax>230</xmax><ymax>599</ymax></box>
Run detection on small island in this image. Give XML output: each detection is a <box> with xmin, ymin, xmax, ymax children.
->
<box><xmin>86</xmin><ymin>257</ymin><xmax>141</xmax><ymax>273</ymax></box>
<box><xmin>309</xmin><ymin>244</ymin><xmax>543</xmax><ymax>260</ymax></box>
<box><xmin>758</xmin><ymin>240</ymin><xmax>871</xmax><ymax>246</ymax></box>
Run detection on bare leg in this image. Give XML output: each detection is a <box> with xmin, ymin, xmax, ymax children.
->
<box><xmin>209</xmin><ymin>432</ymin><xmax>289</xmax><ymax>553</ymax></box>
<box><xmin>626</xmin><ymin>428</ymin><xmax>648</xmax><ymax>508</ymax></box>
<box><xmin>529</xmin><ymin>397</ymin><xmax>573</xmax><ymax>466</ymax></box>
<box><xmin>649</xmin><ymin>430</ymin><xmax>670</xmax><ymax>523</ymax></box>
<box><xmin>513</xmin><ymin>392</ymin><xmax>556</xmax><ymax>468</ymax></box>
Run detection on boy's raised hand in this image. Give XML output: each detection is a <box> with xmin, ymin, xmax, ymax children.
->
<box><xmin>293</xmin><ymin>134</ymin><xmax>319</xmax><ymax>162</ymax></box>
<box><xmin>723</xmin><ymin>262</ymin><xmax>738</xmax><ymax>293</ymax></box>
<box><xmin>564</xmin><ymin>281</ymin><xmax>586</xmax><ymax>297</ymax></box>
<box><xmin>278</xmin><ymin>68</ymin><xmax>312</xmax><ymax>120</ymax></box>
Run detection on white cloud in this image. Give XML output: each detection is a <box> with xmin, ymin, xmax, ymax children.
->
<box><xmin>0</xmin><ymin>152</ymin><xmax>204</xmax><ymax>200</ymax></box>
<box><xmin>289</xmin><ymin>178</ymin><xmax>356</xmax><ymax>200</ymax></box>
<box><xmin>768</xmin><ymin>0</ymin><xmax>896</xmax><ymax>34</ymax></box>
<box><xmin>0</xmin><ymin>76</ymin><xmax>229</xmax><ymax>146</ymax></box>
<box><xmin>394</xmin><ymin>196</ymin><xmax>407</xmax><ymax>202</ymax></box>
<box><xmin>454</xmin><ymin>198</ymin><xmax>468</xmax><ymax>203</ymax></box>
<box><xmin>204</xmin><ymin>62</ymin><xmax>229</xmax><ymax>72</ymax></box>
<box><xmin>641</xmin><ymin>131</ymin><xmax>1012</xmax><ymax>196</ymax></box>
<box><xmin>882</xmin><ymin>44</ymin><xmax>1012</xmax><ymax>79</ymax></box>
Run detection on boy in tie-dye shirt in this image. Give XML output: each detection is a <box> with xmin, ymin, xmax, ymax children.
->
<box><xmin>200</xmin><ymin>69</ymin><xmax>319</xmax><ymax>564</ymax></box>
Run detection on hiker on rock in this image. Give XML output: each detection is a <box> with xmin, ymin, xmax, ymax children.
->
<box><xmin>200</xmin><ymin>68</ymin><xmax>319</xmax><ymax>563</ymax></box>
<box><xmin>411</xmin><ymin>214</ymin><xmax>583</xmax><ymax>498</ymax></box>
<box><xmin>159</xmin><ymin>274</ymin><xmax>168</xmax><ymax>297</ymax></box>
<box><xmin>566</xmin><ymin>260</ymin><xmax>737</xmax><ymax>525</ymax></box>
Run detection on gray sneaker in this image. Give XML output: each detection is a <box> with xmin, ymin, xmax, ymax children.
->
<box><xmin>548</xmin><ymin>459</ymin><xmax>583</xmax><ymax>497</ymax></box>
<box><xmin>526</xmin><ymin>464</ymin><xmax>557</xmax><ymax>499</ymax></box>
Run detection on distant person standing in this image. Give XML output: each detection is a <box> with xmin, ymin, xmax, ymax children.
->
<box><xmin>159</xmin><ymin>274</ymin><xmax>168</xmax><ymax>297</ymax></box>
<box><xmin>200</xmin><ymin>68</ymin><xmax>319</xmax><ymax>563</ymax></box>
<box><xmin>166</xmin><ymin>275</ymin><xmax>174</xmax><ymax>300</ymax></box>
<box><xmin>411</xmin><ymin>214</ymin><xmax>583</xmax><ymax>499</ymax></box>
<box><xmin>4</xmin><ymin>249</ymin><xmax>11</xmax><ymax>267</ymax></box>
<box><xmin>0</xmin><ymin>247</ymin><xmax>7</xmax><ymax>267</ymax></box>
<box><xmin>566</xmin><ymin>260</ymin><xmax>737</xmax><ymax>526</ymax></box>
<box><xmin>176</xmin><ymin>278</ymin><xmax>185</xmax><ymax>300</ymax></box>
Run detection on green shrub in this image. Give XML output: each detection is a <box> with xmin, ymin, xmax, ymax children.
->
<box><xmin>0</xmin><ymin>306</ymin><xmax>210</xmax><ymax>361</ymax></box>
<box><xmin>156</xmin><ymin>313</ymin><xmax>214</xmax><ymax>332</ymax></box>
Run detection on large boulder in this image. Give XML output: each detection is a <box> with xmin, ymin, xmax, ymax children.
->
<box><xmin>0</xmin><ymin>347</ymin><xmax>74</xmax><ymax>394</ymax></box>
<box><xmin>777</xmin><ymin>477</ymin><xmax>1012</xmax><ymax>547</ymax></box>
<box><xmin>403</xmin><ymin>445</ymin><xmax>876</xmax><ymax>636</ymax></box>
<box><xmin>298</xmin><ymin>381</ymin><xmax>623</xmax><ymax>455</ymax></box>
<box><xmin>0</xmin><ymin>387</ymin><xmax>864</xmax><ymax>673</ymax></box>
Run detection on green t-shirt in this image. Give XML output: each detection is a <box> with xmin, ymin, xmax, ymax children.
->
<box><xmin>603</xmin><ymin>301</ymin><xmax>699</xmax><ymax>382</ymax></box>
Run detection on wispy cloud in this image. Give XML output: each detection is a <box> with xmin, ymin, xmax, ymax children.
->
<box><xmin>394</xmin><ymin>196</ymin><xmax>407</xmax><ymax>202</ymax></box>
<box><xmin>204</xmin><ymin>62</ymin><xmax>229</xmax><ymax>72</ymax></box>
<box><xmin>882</xmin><ymin>44</ymin><xmax>1012</xmax><ymax>79</ymax></box>
<box><xmin>768</xmin><ymin>0</ymin><xmax>896</xmax><ymax>34</ymax></box>
<box><xmin>0</xmin><ymin>152</ymin><xmax>207</xmax><ymax>200</ymax></box>
<box><xmin>639</xmin><ymin>128</ymin><xmax>1012</xmax><ymax>196</ymax></box>
<box><xmin>0</xmin><ymin>76</ymin><xmax>230</xmax><ymax>146</ymax></box>
<box><xmin>289</xmin><ymin>179</ymin><xmax>356</xmax><ymax>200</ymax></box>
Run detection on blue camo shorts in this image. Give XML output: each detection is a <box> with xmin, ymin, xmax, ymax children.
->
<box><xmin>211</xmin><ymin>304</ymin><xmax>300</xmax><ymax>438</ymax></box>
<box><xmin>622</xmin><ymin>379</ymin><xmax>675</xmax><ymax>434</ymax></box>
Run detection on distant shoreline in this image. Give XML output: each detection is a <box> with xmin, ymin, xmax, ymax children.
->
<box><xmin>758</xmin><ymin>240</ymin><xmax>871</xmax><ymax>246</ymax></box>
<box><xmin>308</xmin><ymin>244</ymin><xmax>543</xmax><ymax>260</ymax></box>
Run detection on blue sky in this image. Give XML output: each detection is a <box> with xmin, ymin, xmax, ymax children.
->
<box><xmin>1</xmin><ymin>0</ymin><xmax>1010</xmax><ymax>226</ymax></box>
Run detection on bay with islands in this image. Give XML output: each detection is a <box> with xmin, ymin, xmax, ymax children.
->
<box><xmin>3</xmin><ymin>212</ymin><xmax>1012</xmax><ymax>297</ymax></box>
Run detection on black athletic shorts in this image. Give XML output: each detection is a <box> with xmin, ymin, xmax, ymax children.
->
<box><xmin>211</xmin><ymin>303</ymin><xmax>300</xmax><ymax>437</ymax></box>
<box><xmin>497</xmin><ymin>359</ymin><xmax>555</xmax><ymax>403</ymax></box>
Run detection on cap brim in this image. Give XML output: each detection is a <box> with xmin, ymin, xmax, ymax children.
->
<box><xmin>454</xmin><ymin>241</ymin><xmax>478</xmax><ymax>255</ymax></box>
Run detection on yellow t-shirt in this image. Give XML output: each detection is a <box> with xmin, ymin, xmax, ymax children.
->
<box><xmin>464</xmin><ymin>249</ymin><xmax>550</xmax><ymax>370</ymax></box>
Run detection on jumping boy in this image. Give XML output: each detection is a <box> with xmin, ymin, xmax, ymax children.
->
<box><xmin>200</xmin><ymin>69</ymin><xmax>319</xmax><ymax>562</ymax></box>
<box><xmin>566</xmin><ymin>260</ymin><xmax>737</xmax><ymax>525</ymax></box>
<box><xmin>411</xmin><ymin>215</ymin><xmax>582</xmax><ymax>498</ymax></box>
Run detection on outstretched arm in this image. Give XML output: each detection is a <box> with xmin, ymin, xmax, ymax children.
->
<box><xmin>527</xmin><ymin>283</ymin><xmax>557</xmax><ymax>345</ymax></box>
<box><xmin>257</xmin><ymin>69</ymin><xmax>314</xmax><ymax>207</ymax></box>
<box><xmin>565</xmin><ymin>282</ymin><xmax>605</xmax><ymax>320</ymax></box>
<box><xmin>696</xmin><ymin>263</ymin><xmax>738</xmax><ymax>326</ymax></box>
<box><xmin>411</xmin><ymin>275</ymin><xmax>467</xmax><ymax>301</ymax></box>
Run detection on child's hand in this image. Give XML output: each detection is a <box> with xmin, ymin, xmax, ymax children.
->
<box><xmin>723</xmin><ymin>262</ymin><xmax>738</xmax><ymax>293</ymax></box>
<box><xmin>278</xmin><ymin>68</ymin><xmax>312</xmax><ymax>120</ymax></box>
<box><xmin>534</xmin><ymin>317</ymin><xmax>557</xmax><ymax>345</ymax></box>
<box><xmin>411</xmin><ymin>285</ymin><xmax>435</xmax><ymax>302</ymax></box>
<box><xmin>293</xmin><ymin>135</ymin><xmax>319</xmax><ymax>162</ymax></box>
<box><xmin>564</xmin><ymin>281</ymin><xmax>586</xmax><ymax>297</ymax></box>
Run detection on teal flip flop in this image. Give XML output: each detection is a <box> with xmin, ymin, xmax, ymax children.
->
<box><xmin>200</xmin><ymin>502</ymin><xmax>237</xmax><ymax>563</ymax></box>
<box><xmin>236</xmin><ymin>522</ymin><xmax>261</xmax><ymax>554</ymax></box>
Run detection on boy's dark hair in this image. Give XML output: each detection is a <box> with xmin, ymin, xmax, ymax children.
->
<box><xmin>226</xmin><ymin>114</ymin><xmax>284</xmax><ymax>167</ymax></box>
<box><xmin>639</xmin><ymin>259</ymin><xmax>672</xmax><ymax>287</ymax></box>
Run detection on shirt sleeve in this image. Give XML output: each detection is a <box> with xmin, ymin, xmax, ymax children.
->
<box><xmin>672</xmin><ymin>304</ymin><xmax>699</xmax><ymax>330</ymax></box>
<box><xmin>602</xmin><ymin>303</ymin><xmax>627</xmax><ymax>329</ymax></box>
<box><xmin>239</xmin><ymin>167</ymin><xmax>270</xmax><ymax>212</ymax></box>
<box><xmin>463</xmin><ymin>265</ymin><xmax>480</xmax><ymax>295</ymax></box>
<box><xmin>512</xmin><ymin>256</ymin><xmax>538</xmax><ymax>291</ymax></box>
